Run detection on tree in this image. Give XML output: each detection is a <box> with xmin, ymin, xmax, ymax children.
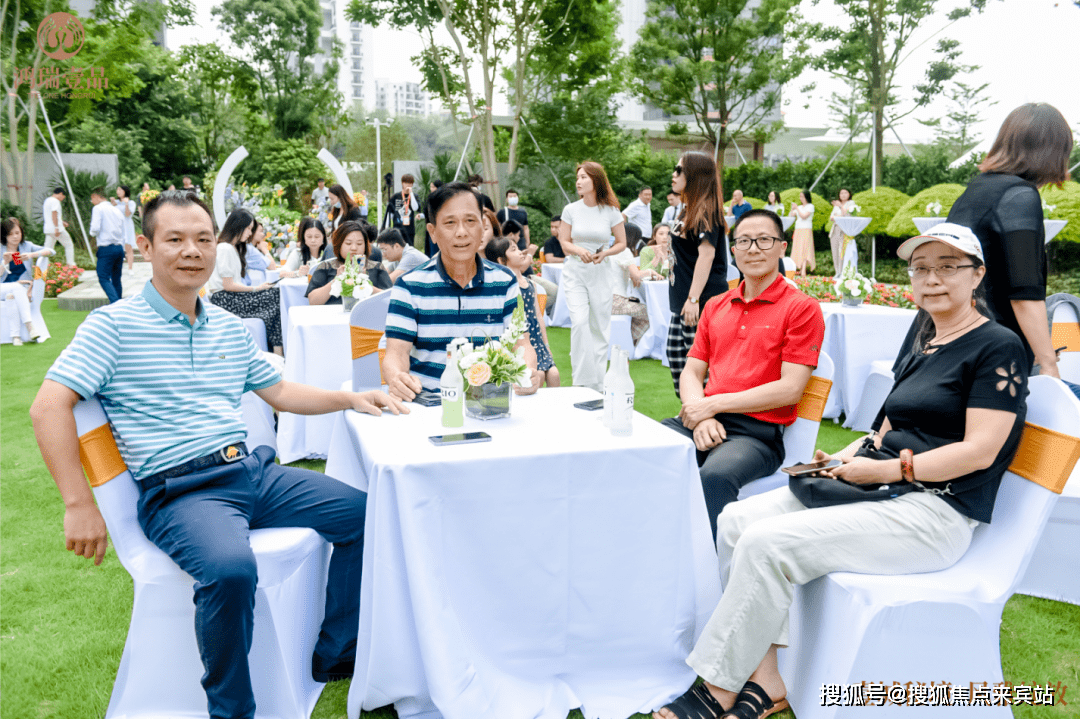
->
<box><xmin>918</xmin><ymin>80</ymin><xmax>996</xmax><ymax>160</ymax></box>
<box><xmin>1</xmin><ymin>0</ymin><xmax>192</xmax><ymax>213</ymax></box>
<box><xmin>177</xmin><ymin>43</ymin><xmax>263</xmax><ymax>171</ymax></box>
<box><xmin>629</xmin><ymin>0</ymin><xmax>808</xmax><ymax>174</ymax></box>
<box><xmin>60</xmin><ymin>116</ymin><xmax>150</xmax><ymax>188</ymax></box>
<box><xmin>827</xmin><ymin>78</ymin><xmax>870</xmax><ymax>138</ymax></box>
<box><xmin>214</xmin><ymin>0</ymin><xmax>344</xmax><ymax>140</ymax></box>
<box><xmin>801</xmin><ymin>0</ymin><xmax>988</xmax><ymax>186</ymax></box>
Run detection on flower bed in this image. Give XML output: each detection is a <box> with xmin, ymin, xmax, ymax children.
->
<box><xmin>793</xmin><ymin>275</ymin><xmax>916</xmax><ymax>310</ymax></box>
<box><xmin>44</xmin><ymin>262</ymin><xmax>85</xmax><ymax>298</ymax></box>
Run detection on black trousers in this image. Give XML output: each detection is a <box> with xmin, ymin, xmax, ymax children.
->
<box><xmin>662</xmin><ymin>413</ymin><xmax>785</xmax><ymax>540</ymax></box>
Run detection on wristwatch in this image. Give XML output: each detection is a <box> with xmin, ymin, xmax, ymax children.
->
<box><xmin>688</xmin><ymin>297</ymin><xmax>699</xmax><ymax>305</ymax></box>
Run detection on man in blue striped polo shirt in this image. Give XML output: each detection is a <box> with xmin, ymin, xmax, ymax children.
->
<box><xmin>384</xmin><ymin>182</ymin><xmax>541</xmax><ymax>399</ymax></box>
<box><xmin>30</xmin><ymin>191</ymin><xmax>407</xmax><ymax>719</ymax></box>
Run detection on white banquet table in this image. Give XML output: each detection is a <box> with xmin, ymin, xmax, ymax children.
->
<box><xmin>277</xmin><ymin>304</ymin><xmax>353</xmax><ymax>463</ymax></box>
<box><xmin>819</xmin><ymin>302</ymin><xmax>917</xmax><ymax>425</ymax></box>
<box><xmin>324</xmin><ymin>386</ymin><xmax>721</xmax><ymax>719</ymax></box>
<box><xmin>279</xmin><ymin>277</ymin><xmax>311</xmax><ymax>354</ymax></box>
<box><xmin>633</xmin><ymin>279</ymin><xmax>671</xmax><ymax>363</ymax></box>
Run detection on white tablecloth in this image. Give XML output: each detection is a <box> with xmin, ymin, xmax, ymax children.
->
<box><xmin>325</xmin><ymin>386</ymin><xmax>721</xmax><ymax>719</ymax></box>
<box><xmin>819</xmin><ymin>303</ymin><xmax>917</xmax><ymax>425</ymax></box>
<box><xmin>277</xmin><ymin>305</ymin><xmax>352</xmax><ymax>463</ymax></box>
<box><xmin>633</xmin><ymin>280</ymin><xmax>670</xmax><ymax>364</ymax></box>
<box><xmin>543</xmin><ymin>263</ymin><xmax>571</xmax><ymax>328</ymax></box>
<box><xmin>279</xmin><ymin>277</ymin><xmax>311</xmax><ymax>354</ymax></box>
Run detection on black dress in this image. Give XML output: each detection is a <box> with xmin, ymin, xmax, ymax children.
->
<box><xmin>947</xmin><ymin>173</ymin><xmax>1046</xmax><ymax>371</ymax></box>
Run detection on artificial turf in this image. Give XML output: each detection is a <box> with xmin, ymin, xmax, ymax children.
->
<box><xmin>2</xmin><ymin>303</ymin><xmax>1077</xmax><ymax>719</ymax></box>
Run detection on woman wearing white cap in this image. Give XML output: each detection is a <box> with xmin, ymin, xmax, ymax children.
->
<box><xmin>652</xmin><ymin>225</ymin><xmax>1028</xmax><ymax>719</ymax></box>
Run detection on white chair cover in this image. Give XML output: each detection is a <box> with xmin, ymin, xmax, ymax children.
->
<box><xmin>1016</xmin><ymin>302</ymin><xmax>1080</xmax><ymax>605</ymax></box>
<box><xmin>777</xmin><ymin>376</ymin><xmax>1080</xmax><ymax>717</ymax></box>
<box><xmin>247</xmin><ymin>268</ymin><xmax>267</xmax><ymax>286</ymax></box>
<box><xmin>1</xmin><ymin>256</ymin><xmax>51</xmax><ymax>344</ymax></box>
<box><xmin>350</xmin><ymin>290</ymin><xmax>392</xmax><ymax>391</ymax></box>
<box><xmin>73</xmin><ymin>397</ymin><xmax>330</xmax><ymax>719</ymax></box>
<box><xmin>738</xmin><ymin>352</ymin><xmax>835</xmax><ymax>500</ymax></box>
<box><xmin>847</xmin><ymin>358</ymin><xmax>896</xmax><ymax>433</ymax></box>
<box><xmin>243</xmin><ymin>317</ymin><xmax>269</xmax><ymax>352</ymax></box>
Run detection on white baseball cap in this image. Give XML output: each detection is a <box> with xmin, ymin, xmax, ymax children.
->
<box><xmin>896</xmin><ymin>222</ymin><xmax>984</xmax><ymax>262</ymax></box>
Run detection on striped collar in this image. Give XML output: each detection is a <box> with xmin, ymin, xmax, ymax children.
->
<box><xmin>142</xmin><ymin>280</ymin><xmax>209</xmax><ymax>328</ymax></box>
<box><xmin>432</xmin><ymin>252</ymin><xmax>487</xmax><ymax>290</ymax></box>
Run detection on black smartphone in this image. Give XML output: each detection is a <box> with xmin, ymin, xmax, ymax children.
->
<box><xmin>429</xmin><ymin>432</ymin><xmax>492</xmax><ymax>446</ymax></box>
<box><xmin>413</xmin><ymin>391</ymin><xmax>442</xmax><ymax>407</ymax></box>
<box><xmin>573</xmin><ymin>399</ymin><xmax>605</xmax><ymax>411</ymax></box>
<box><xmin>781</xmin><ymin>459</ymin><xmax>843</xmax><ymax>477</ymax></box>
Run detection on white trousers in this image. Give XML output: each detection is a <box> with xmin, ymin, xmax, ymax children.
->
<box><xmin>44</xmin><ymin>227</ymin><xmax>75</xmax><ymax>266</ymax></box>
<box><xmin>687</xmin><ymin>486</ymin><xmax>977</xmax><ymax>693</ymax></box>
<box><xmin>562</xmin><ymin>255</ymin><xmax>613</xmax><ymax>392</ymax></box>
<box><xmin>2</xmin><ymin>281</ymin><xmax>33</xmax><ymax>332</ymax></box>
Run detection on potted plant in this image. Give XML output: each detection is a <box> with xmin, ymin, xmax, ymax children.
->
<box><xmin>454</xmin><ymin>307</ymin><xmax>532</xmax><ymax>420</ymax></box>
<box><xmin>330</xmin><ymin>254</ymin><xmax>374</xmax><ymax>311</ymax></box>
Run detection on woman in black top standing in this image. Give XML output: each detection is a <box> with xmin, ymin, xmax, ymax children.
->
<box><xmin>947</xmin><ymin>103</ymin><xmax>1073</xmax><ymax>376</ymax></box>
<box><xmin>328</xmin><ymin>184</ymin><xmax>364</xmax><ymax>236</ymax></box>
<box><xmin>667</xmin><ymin>151</ymin><xmax>728</xmax><ymax>396</ymax></box>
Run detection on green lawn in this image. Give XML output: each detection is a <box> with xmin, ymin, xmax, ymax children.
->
<box><xmin>2</xmin><ymin>304</ymin><xmax>1077</xmax><ymax>719</ymax></box>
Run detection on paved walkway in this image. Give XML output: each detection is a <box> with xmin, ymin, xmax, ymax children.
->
<box><xmin>57</xmin><ymin>261</ymin><xmax>154</xmax><ymax>311</ymax></box>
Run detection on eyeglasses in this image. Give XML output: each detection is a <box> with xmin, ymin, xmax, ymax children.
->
<box><xmin>906</xmin><ymin>264</ymin><xmax>977</xmax><ymax>279</ymax></box>
<box><xmin>673</xmin><ymin>165</ymin><xmax>683</xmax><ymax>176</ymax></box>
<box><xmin>732</xmin><ymin>236</ymin><xmax>781</xmax><ymax>250</ymax></box>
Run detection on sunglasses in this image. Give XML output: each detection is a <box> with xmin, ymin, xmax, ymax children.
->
<box><xmin>673</xmin><ymin>165</ymin><xmax>683</xmax><ymax>176</ymax></box>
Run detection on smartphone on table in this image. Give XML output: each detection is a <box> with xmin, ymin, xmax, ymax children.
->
<box><xmin>429</xmin><ymin>432</ymin><xmax>492</xmax><ymax>447</ymax></box>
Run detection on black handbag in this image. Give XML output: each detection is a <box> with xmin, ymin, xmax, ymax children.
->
<box><xmin>788</xmin><ymin>441</ymin><xmax>920</xmax><ymax>508</ymax></box>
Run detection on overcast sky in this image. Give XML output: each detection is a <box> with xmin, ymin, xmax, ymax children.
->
<box><xmin>167</xmin><ymin>0</ymin><xmax>1080</xmax><ymax>150</ymax></box>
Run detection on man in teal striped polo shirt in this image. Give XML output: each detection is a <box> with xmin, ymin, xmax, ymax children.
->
<box><xmin>30</xmin><ymin>191</ymin><xmax>406</xmax><ymax>719</ymax></box>
<box><xmin>384</xmin><ymin>182</ymin><xmax>541</xmax><ymax>399</ymax></box>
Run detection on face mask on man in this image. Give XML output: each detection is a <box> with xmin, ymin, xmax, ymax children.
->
<box><xmin>507</xmin><ymin>197</ymin><xmax>519</xmax><ymax>207</ymax></box>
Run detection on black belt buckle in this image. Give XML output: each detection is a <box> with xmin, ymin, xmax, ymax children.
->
<box><xmin>219</xmin><ymin>445</ymin><xmax>247</xmax><ymax>463</ymax></box>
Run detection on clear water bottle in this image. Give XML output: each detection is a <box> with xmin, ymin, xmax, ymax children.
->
<box><xmin>602</xmin><ymin>348</ymin><xmax>619</xmax><ymax>428</ymax></box>
<box><xmin>440</xmin><ymin>348</ymin><xmax>464</xmax><ymax>428</ymax></box>
<box><xmin>607</xmin><ymin>348</ymin><xmax>635</xmax><ymax>436</ymax></box>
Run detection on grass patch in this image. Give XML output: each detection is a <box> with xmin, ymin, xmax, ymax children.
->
<box><xmin>3</xmin><ymin>305</ymin><xmax>1077</xmax><ymax>719</ymax></box>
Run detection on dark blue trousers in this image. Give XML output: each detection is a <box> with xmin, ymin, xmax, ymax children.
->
<box><xmin>96</xmin><ymin>243</ymin><xmax>124</xmax><ymax>303</ymax></box>
<box><xmin>137</xmin><ymin>446</ymin><xmax>365</xmax><ymax>719</ymax></box>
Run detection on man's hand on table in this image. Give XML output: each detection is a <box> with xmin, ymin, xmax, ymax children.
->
<box><xmin>353</xmin><ymin>390</ymin><xmax>409</xmax><ymax>416</ymax></box>
<box><xmin>387</xmin><ymin>370</ymin><xmax>423</xmax><ymax>401</ymax></box>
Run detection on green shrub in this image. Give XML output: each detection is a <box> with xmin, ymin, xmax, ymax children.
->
<box><xmin>849</xmin><ymin>187</ymin><xmax>911</xmax><ymax>236</ymax></box>
<box><xmin>1</xmin><ymin>200</ymin><xmax>46</xmax><ymax>246</ymax></box>
<box><xmin>779</xmin><ymin>188</ymin><xmax>832</xmax><ymax>232</ymax></box>
<box><xmin>1041</xmin><ymin>181</ymin><xmax>1080</xmax><ymax>245</ymax></box>
<box><xmin>743</xmin><ymin>196</ymin><xmax>766</xmax><ymax>210</ymax></box>
<box><xmin>885</xmin><ymin>183</ymin><xmax>967</xmax><ymax>237</ymax></box>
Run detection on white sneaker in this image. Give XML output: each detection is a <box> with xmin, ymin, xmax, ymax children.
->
<box><xmin>11</xmin><ymin>336</ymin><xmax>22</xmax><ymax>346</ymax></box>
<box><xmin>28</xmin><ymin>324</ymin><xmax>42</xmax><ymax>341</ymax></box>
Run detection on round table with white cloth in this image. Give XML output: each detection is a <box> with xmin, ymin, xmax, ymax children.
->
<box><xmin>818</xmin><ymin>302</ymin><xmax>917</xmax><ymax>425</ymax></box>
<box><xmin>324</xmin><ymin>386</ymin><xmax>721</xmax><ymax>719</ymax></box>
<box><xmin>276</xmin><ymin>304</ymin><xmax>353</xmax><ymax>463</ymax></box>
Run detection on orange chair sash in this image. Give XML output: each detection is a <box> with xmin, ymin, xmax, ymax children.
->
<box><xmin>79</xmin><ymin>424</ymin><xmax>128</xmax><ymax>487</ymax></box>
<box><xmin>1051</xmin><ymin>322</ymin><xmax>1079</xmax><ymax>353</ymax></box>
<box><xmin>351</xmin><ymin>326</ymin><xmax>383</xmax><ymax>360</ymax></box>
<box><xmin>33</xmin><ymin>266</ymin><xmax>45</xmax><ymax>281</ymax></box>
<box><xmin>537</xmin><ymin>293</ymin><xmax>548</xmax><ymax>315</ymax></box>
<box><xmin>728</xmin><ymin>278</ymin><xmax>740</xmax><ymax>291</ymax></box>
<box><xmin>796</xmin><ymin>376</ymin><xmax>832</xmax><ymax>422</ymax></box>
<box><xmin>1007</xmin><ymin>421</ymin><xmax>1080</xmax><ymax>495</ymax></box>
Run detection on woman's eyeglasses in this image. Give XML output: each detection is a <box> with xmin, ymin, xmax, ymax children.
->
<box><xmin>673</xmin><ymin>165</ymin><xmax>683</xmax><ymax>176</ymax></box>
<box><xmin>732</xmin><ymin>236</ymin><xmax>780</xmax><ymax>250</ymax></box>
<box><xmin>906</xmin><ymin>264</ymin><xmax>977</xmax><ymax>279</ymax></box>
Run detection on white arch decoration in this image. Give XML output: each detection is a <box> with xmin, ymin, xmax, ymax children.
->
<box><xmin>317</xmin><ymin>148</ymin><xmax>354</xmax><ymax>197</ymax></box>
<box><xmin>212</xmin><ymin>146</ymin><xmax>249</xmax><ymax>229</ymax></box>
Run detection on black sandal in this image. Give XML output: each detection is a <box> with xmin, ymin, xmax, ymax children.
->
<box><xmin>655</xmin><ymin>682</ymin><xmax>728</xmax><ymax>719</ymax></box>
<box><xmin>722</xmin><ymin>681</ymin><xmax>789</xmax><ymax>719</ymax></box>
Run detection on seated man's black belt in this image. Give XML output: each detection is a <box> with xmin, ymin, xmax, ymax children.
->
<box><xmin>140</xmin><ymin>443</ymin><xmax>249</xmax><ymax>490</ymax></box>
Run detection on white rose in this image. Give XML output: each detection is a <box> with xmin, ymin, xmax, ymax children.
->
<box><xmin>845</xmin><ymin>279</ymin><xmax>860</xmax><ymax>291</ymax></box>
<box><xmin>330</xmin><ymin>279</ymin><xmax>342</xmax><ymax>297</ymax></box>
<box><xmin>851</xmin><ymin>288</ymin><xmax>861</xmax><ymax>297</ymax></box>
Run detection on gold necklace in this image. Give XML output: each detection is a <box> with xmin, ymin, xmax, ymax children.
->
<box><xmin>926</xmin><ymin>313</ymin><xmax>983</xmax><ymax>348</ymax></box>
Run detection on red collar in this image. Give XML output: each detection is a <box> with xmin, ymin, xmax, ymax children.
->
<box><xmin>732</xmin><ymin>274</ymin><xmax>789</xmax><ymax>305</ymax></box>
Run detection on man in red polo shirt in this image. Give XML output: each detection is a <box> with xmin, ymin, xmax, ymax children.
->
<box><xmin>663</xmin><ymin>209</ymin><xmax>825</xmax><ymax>539</ymax></box>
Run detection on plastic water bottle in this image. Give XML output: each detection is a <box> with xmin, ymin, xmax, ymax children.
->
<box><xmin>606</xmin><ymin>348</ymin><xmax>635</xmax><ymax>436</ymax></box>
<box><xmin>440</xmin><ymin>348</ymin><xmax>464</xmax><ymax>428</ymax></box>
<box><xmin>602</xmin><ymin>349</ymin><xmax>618</xmax><ymax>428</ymax></box>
